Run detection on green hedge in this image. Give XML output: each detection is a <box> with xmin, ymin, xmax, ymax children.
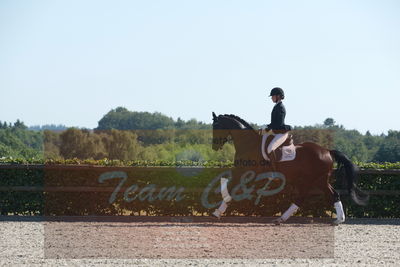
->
<box><xmin>340</xmin><ymin>169</ymin><xmax>400</xmax><ymax>218</ymax></box>
<box><xmin>0</xmin><ymin>161</ymin><xmax>399</xmax><ymax>218</ymax></box>
<box><xmin>1</xmin><ymin>157</ymin><xmax>400</xmax><ymax>168</ymax></box>
<box><xmin>0</xmin><ymin>166</ymin><xmax>43</xmax><ymax>215</ymax></box>
<box><xmin>0</xmin><ymin>157</ymin><xmax>233</xmax><ymax>167</ymax></box>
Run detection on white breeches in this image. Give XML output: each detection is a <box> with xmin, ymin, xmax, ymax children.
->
<box><xmin>266</xmin><ymin>132</ymin><xmax>289</xmax><ymax>154</ymax></box>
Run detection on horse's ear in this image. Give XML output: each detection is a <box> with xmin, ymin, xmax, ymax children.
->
<box><xmin>212</xmin><ymin>112</ymin><xmax>217</xmax><ymax>120</ymax></box>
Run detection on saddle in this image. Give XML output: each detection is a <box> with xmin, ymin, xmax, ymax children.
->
<box><xmin>261</xmin><ymin>132</ymin><xmax>296</xmax><ymax>162</ymax></box>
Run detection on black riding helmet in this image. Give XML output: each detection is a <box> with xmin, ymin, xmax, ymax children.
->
<box><xmin>269</xmin><ymin>87</ymin><xmax>285</xmax><ymax>99</ymax></box>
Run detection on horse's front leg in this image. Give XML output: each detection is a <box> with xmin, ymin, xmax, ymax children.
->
<box><xmin>273</xmin><ymin>203</ymin><xmax>300</xmax><ymax>225</ymax></box>
<box><xmin>212</xmin><ymin>177</ymin><xmax>232</xmax><ymax>219</ymax></box>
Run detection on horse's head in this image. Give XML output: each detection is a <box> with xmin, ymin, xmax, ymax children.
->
<box><xmin>212</xmin><ymin>112</ymin><xmax>228</xmax><ymax>150</ymax></box>
<box><xmin>212</xmin><ymin>112</ymin><xmax>256</xmax><ymax>150</ymax></box>
<box><xmin>211</xmin><ymin>112</ymin><xmax>236</xmax><ymax>151</ymax></box>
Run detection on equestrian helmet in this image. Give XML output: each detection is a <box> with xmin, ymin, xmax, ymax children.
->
<box><xmin>269</xmin><ymin>87</ymin><xmax>285</xmax><ymax>99</ymax></box>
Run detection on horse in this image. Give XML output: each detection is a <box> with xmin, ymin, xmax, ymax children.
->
<box><xmin>211</xmin><ymin>112</ymin><xmax>368</xmax><ymax>224</ymax></box>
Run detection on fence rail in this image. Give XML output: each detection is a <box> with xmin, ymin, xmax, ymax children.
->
<box><xmin>0</xmin><ymin>163</ymin><xmax>399</xmax><ymax>173</ymax></box>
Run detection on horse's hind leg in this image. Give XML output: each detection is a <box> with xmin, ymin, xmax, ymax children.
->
<box><xmin>273</xmin><ymin>184</ymin><xmax>309</xmax><ymax>225</ymax></box>
<box><xmin>322</xmin><ymin>182</ymin><xmax>345</xmax><ymax>224</ymax></box>
<box><xmin>330</xmin><ymin>185</ymin><xmax>345</xmax><ymax>224</ymax></box>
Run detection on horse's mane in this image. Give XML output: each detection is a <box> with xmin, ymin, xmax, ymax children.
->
<box><xmin>222</xmin><ymin>114</ymin><xmax>255</xmax><ymax>130</ymax></box>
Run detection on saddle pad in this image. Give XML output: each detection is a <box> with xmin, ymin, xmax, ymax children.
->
<box><xmin>280</xmin><ymin>143</ymin><xmax>296</xmax><ymax>162</ymax></box>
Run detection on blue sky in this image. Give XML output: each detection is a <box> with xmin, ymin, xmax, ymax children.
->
<box><xmin>1</xmin><ymin>0</ymin><xmax>399</xmax><ymax>134</ymax></box>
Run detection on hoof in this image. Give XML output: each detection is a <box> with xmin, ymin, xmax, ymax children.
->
<box><xmin>332</xmin><ymin>218</ymin><xmax>345</xmax><ymax>225</ymax></box>
<box><xmin>212</xmin><ymin>210</ymin><xmax>222</xmax><ymax>219</ymax></box>
<box><xmin>272</xmin><ymin>218</ymin><xmax>283</xmax><ymax>225</ymax></box>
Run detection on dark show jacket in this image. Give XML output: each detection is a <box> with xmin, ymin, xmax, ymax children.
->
<box><xmin>267</xmin><ymin>101</ymin><xmax>292</xmax><ymax>131</ymax></box>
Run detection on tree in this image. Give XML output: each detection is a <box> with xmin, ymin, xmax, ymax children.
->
<box><xmin>175</xmin><ymin>117</ymin><xmax>184</xmax><ymax>128</ymax></box>
<box><xmin>43</xmin><ymin>130</ymin><xmax>61</xmax><ymax>159</ymax></box>
<box><xmin>323</xmin><ymin>118</ymin><xmax>335</xmax><ymax>127</ymax></box>
<box><xmin>363</xmin><ymin>131</ymin><xmax>383</xmax><ymax>161</ymax></box>
<box><xmin>100</xmin><ymin>129</ymin><xmax>141</xmax><ymax>160</ymax></box>
<box><xmin>0</xmin><ymin>126</ymin><xmax>43</xmax><ymax>159</ymax></box>
<box><xmin>59</xmin><ymin>128</ymin><xmax>106</xmax><ymax>159</ymax></box>
<box><xmin>292</xmin><ymin>127</ymin><xmax>334</xmax><ymax>149</ymax></box>
<box><xmin>97</xmin><ymin>107</ymin><xmax>175</xmax><ymax>130</ymax></box>
<box><xmin>13</xmin><ymin>119</ymin><xmax>27</xmax><ymax>130</ymax></box>
<box><xmin>97</xmin><ymin>107</ymin><xmax>211</xmax><ymax>130</ymax></box>
<box><xmin>373</xmin><ymin>131</ymin><xmax>400</xmax><ymax>162</ymax></box>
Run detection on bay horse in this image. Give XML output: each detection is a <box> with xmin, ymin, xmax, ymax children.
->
<box><xmin>211</xmin><ymin>112</ymin><xmax>368</xmax><ymax>224</ymax></box>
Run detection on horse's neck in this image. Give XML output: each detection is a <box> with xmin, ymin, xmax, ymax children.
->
<box><xmin>222</xmin><ymin>117</ymin><xmax>259</xmax><ymax>154</ymax></box>
<box><xmin>230</xmin><ymin>129</ymin><xmax>259</xmax><ymax>155</ymax></box>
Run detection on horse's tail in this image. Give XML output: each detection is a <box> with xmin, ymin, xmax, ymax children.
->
<box><xmin>330</xmin><ymin>150</ymin><xmax>369</xmax><ymax>206</ymax></box>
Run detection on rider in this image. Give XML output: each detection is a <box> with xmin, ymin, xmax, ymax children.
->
<box><xmin>264</xmin><ymin>87</ymin><xmax>292</xmax><ymax>163</ymax></box>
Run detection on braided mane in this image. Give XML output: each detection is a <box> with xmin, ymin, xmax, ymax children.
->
<box><xmin>222</xmin><ymin>114</ymin><xmax>255</xmax><ymax>130</ymax></box>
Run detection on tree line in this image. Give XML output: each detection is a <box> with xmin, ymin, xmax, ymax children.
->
<box><xmin>0</xmin><ymin>107</ymin><xmax>399</xmax><ymax>162</ymax></box>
